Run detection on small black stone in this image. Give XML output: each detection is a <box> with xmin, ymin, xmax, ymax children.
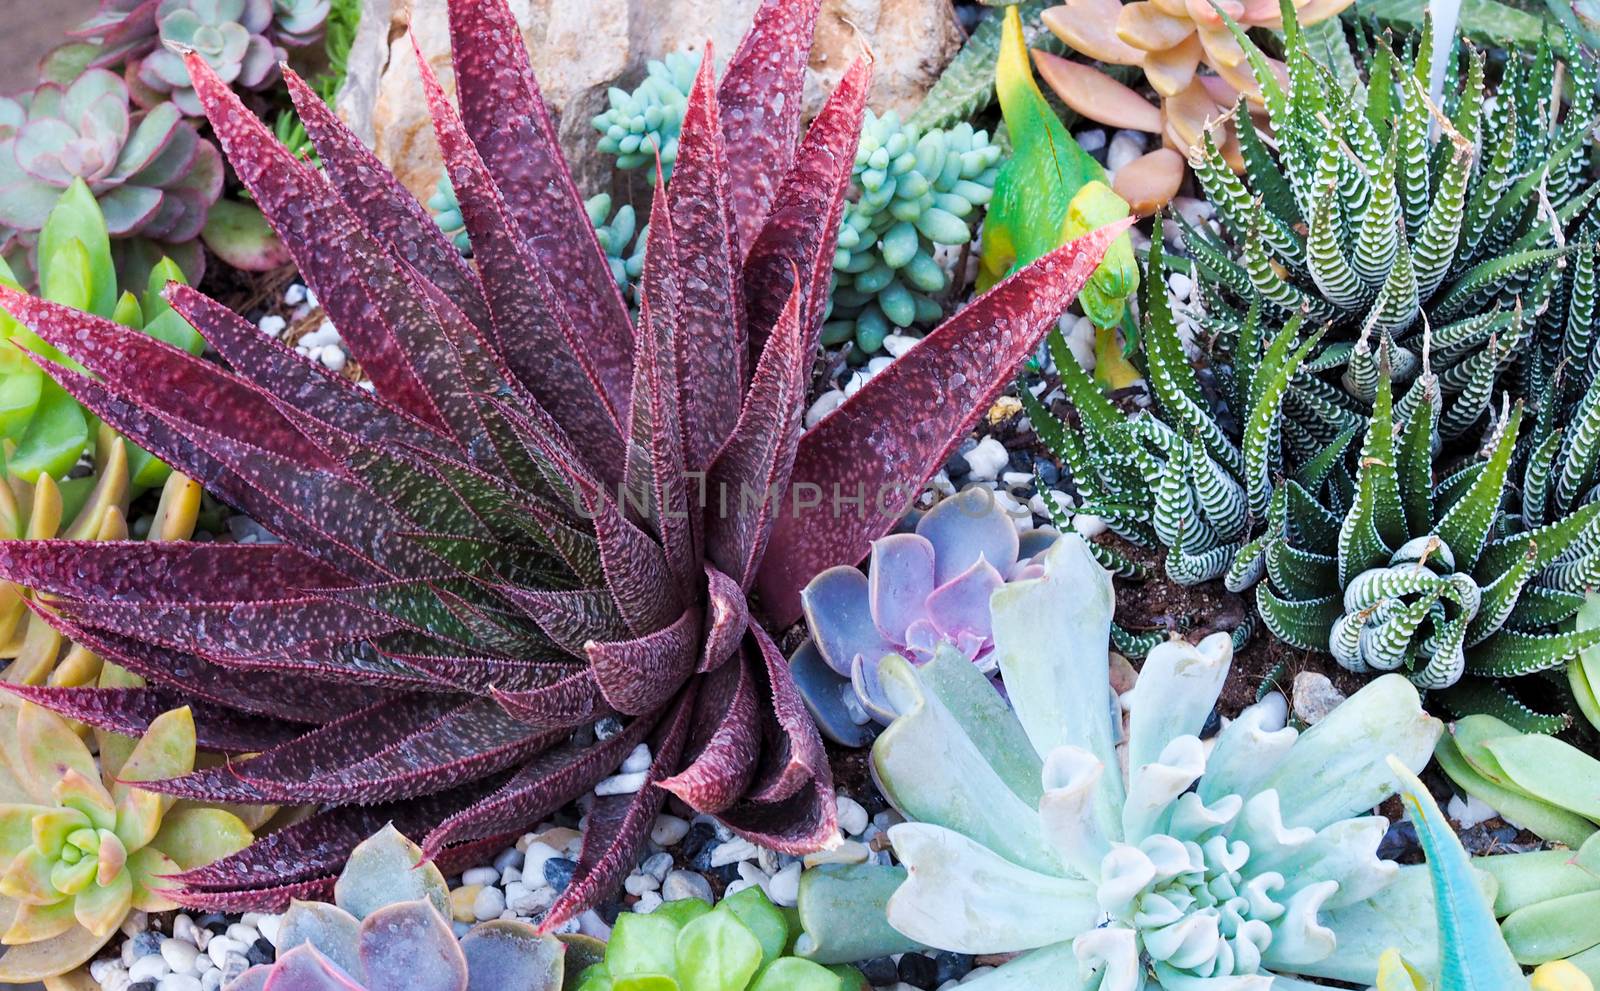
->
<box><xmin>1035</xmin><ymin>458</ymin><xmax>1061</xmax><ymax>488</ymax></box>
<box><xmin>711</xmin><ymin>862</ymin><xmax>741</xmax><ymax>886</ymax></box>
<box><xmin>944</xmin><ymin>438</ymin><xmax>978</xmax><ymax>480</ymax></box>
<box><xmin>897</xmin><ymin>952</ymin><xmax>939</xmax><ymax>989</ymax></box>
<box><xmin>594</xmin><ymin>716</ymin><xmax>624</xmax><ymax>740</ymax></box>
<box><xmin>1490</xmin><ymin>825</ymin><xmax>1520</xmax><ymax>845</ymax></box>
<box><xmin>544</xmin><ymin>857</ymin><xmax>578</xmax><ymax>892</ymax></box>
<box><xmin>248</xmin><ymin>937</ymin><xmax>275</xmax><ymax>966</ymax></box>
<box><xmin>596</xmin><ymin>899</ymin><xmax>624</xmax><ymax>926</ymax></box>
<box><xmin>129</xmin><ymin>983</ymin><xmax>158</xmax><ymax>991</ymax></box>
<box><xmin>933</xmin><ymin>951</ymin><xmax>973</xmax><ymax>983</ymax></box>
<box><xmin>1378</xmin><ymin>820</ymin><xmax>1420</xmax><ymax>861</ymax></box>
<box><xmin>1200</xmin><ymin>706</ymin><xmax>1222</xmax><ymax>739</ymax></box>
<box><xmin>857</xmin><ymin>956</ymin><xmax>899</xmax><ymax>986</ymax></box>
<box><xmin>682</xmin><ymin>822</ymin><xmax>719</xmax><ymax>870</ymax></box>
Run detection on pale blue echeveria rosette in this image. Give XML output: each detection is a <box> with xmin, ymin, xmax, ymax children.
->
<box><xmin>797</xmin><ymin>533</ymin><xmax>1459</xmax><ymax>989</ymax></box>
<box><xmin>790</xmin><ymin>487</ymin><xmax>1056</xmax><ymax>746</ymax></box>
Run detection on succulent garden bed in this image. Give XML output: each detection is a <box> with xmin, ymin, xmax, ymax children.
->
<box><xmin>5</xmin><ymin>0</ymin><xmax>1600</xmax><ymax>989</ymax></box>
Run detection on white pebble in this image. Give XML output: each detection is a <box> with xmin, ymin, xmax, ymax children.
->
<box><xmin>595</xmin><ymin>770</ymin><xmax>648</xmax><ymax>795</ymax></box>
<box><xmin>620</xmin><ymin>743</ymin><xmax>652</xmax><ymax>774</ymax></box>
<box><xmin>962</xmin><ymin>437</ymin><xmax>1009</xmax><ymax>482</ymax></box>
<box><xmin>256</xmin><ymin>315</ymin><xmax>286</xmax><ymax>338</ymax></box>
<box><xmin>493</xmin><ymin>847</ymin><xmax>524</xmax><ymax>873</ymax></box>
<box><xmin>651</xmin><ymin>814</ymin><xmax>690</xmax><ymax>846</ymax></box>
<box><xmin>501</xmin><ymin>866</ymin><xmax>522</xmax><ymax>885</ymax></box>
<box><xmin>473</xmin><ymin>885</ymin><xmax>507</xmax><ymax>921</ymax></box>
<box><xmin>254</xmin><ymin>914</ymin><xmax>281</xmax><ymax>947</ymax></box>
<box><xmin>842</xmin><ymin>370</ymin><xmax>869</xmax><ymax>397</ymax></box>
<box><xmin>1107</xmin><ymin>131</ymin><xmax>1146</xmax><ymax>172</ymax></box>
<box><xmin>578</xmin><ymin>909</ymin><xmax>613</xmax><ymax>940</ymax></box>
<box><xmin>995</xmin><ymin>489</ymin><xmax>1033</xmax><ymax>532</ymax></box>
<box><xmin>805</xmin><ymin>389</ymin><xmax>847</xmax><ymax>428</ymax></box>
<box><xmin>882</xmin><ymin>333</ymin><xmax>919</xmax><ymax>358</ymax></box>
<box><xmin>640</xmin><ymin>851</ymin><xmax>674</xmax><ymax>882</ymax></box>
<box><xmin>1065</xmin><ymin>314</ymin><xmax>1097</xmax><ymax>372</ymax></box>
<box><xmin>1448</xmin><ymin>793</ymin><xmax>1498</xmax><ymax>829</ymax></box>
<box><xmin>710</xmin><ymin>838</ymin><xmax>760</xmax><ymax>867</ymax></box>
<box><xmin>865</xmin><ymin>356</ymin><xmax>894</xmax><ymax>377</ymax></box>
<box><xmin>723</xmin><ymin>878</ymin><xmax>761</xmax><ymax>898</ymax></box>
<box><xmin>1075</xmin><ymin>129</ymin><xmax>1107</xmax><ymax>154</ymax></box>
<box><xmin>226</xmin><ymin>924</ymin><xmax>258</xmax><ymax>947</ymax></box>
<box><xmin>634</xmin><ymin>890</ymin><xmax>664</xmax><ymax>914</ymax></box>
<box><xmin>462</xmin><ymin>866</ymin><xmax>500</xmax><ymax>887</ymax></box>
<box><xmin>767</xmin><ymin>862</ymin><xmax>802</xmax><ymax>907</ymax></box>
<box><xmin>201</xmin><ymin>971</ymin><xmax>223</xmax><ymax>991</ymax></box>
<box><xmin>130</xmin><ymin>955</ymin><xmax>172</xmax><ymax>983</ymax></box>
<box><xmin>207</xmin><ymin>935</ymin><xmax>245</xmax><ymax>969</ymax></box>
<box><xmin>161</xmin><ymin>938</ymin><xmax>201</xmax><ymax>975</ymax></box>
<box><xmin>320</xmin><ymin>347</ymin><xmax>347</xmax><ymax>372</ymax></box>
<box><xmin>159</xmin><ymin>975</ymin><xmax>203</xmax><ymax>991</ymax></box>
<box><xmin>662</xmin><ymin>870</ymin><xmax>714</xmax><ymax>903</ymax></box>
<box><xmin>624</xmin><ymin>872</ymin><xmax>661</xmax><ymax>896</ymax></box>
<box><xmin>506</xmin><ymin>882</ymin><xmax>555</xmax><ymax>916</ymax></box>
<box><xmin>522</xmin><ymin>841</ymin><xmax>562</xmax><ymax>883</ymax></box>
<box><xmin>92</xmin><ymin>960</ymin><xmax>126</xmax><ymax>985</ymax></box>
<box><xmin>284</xmin><ymin>284</ymin><xmax>307</xmax><ymax>306</ymax></box>
<box><xmin>804</xmin><ymin>840</ymin><xmax>871</xmax><ymax>868</ymax></box>
<box><xmin>1073</xmin><ymin>513</ymin><xmax>1108</xmax><ymax>538</ymax></box>
<box><xmin>835</xmin><ymin>796</ymin><xmax>869</xmax><ymax>836</ymax></box>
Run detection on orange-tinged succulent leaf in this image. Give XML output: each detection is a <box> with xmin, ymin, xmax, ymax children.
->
<box><xmin>148</xmin><ymin>807</ymin><xmax>252</xmax><ymax>871</ymax></box>
<box><xmin>1</xmin><ymin>847</ymin><xmax>60</xmax><ymax>904</ymax></box>
<box><xmin>4</xmin><ymin>896</ymin><xmax>76</xmax><ymax>944</ymax></box>
<box><xmin>113</xmin><ymin>788</ymin><xmax>161</xmax><ymax>854</ymax></box>
<box><xmin>2</xmin><ymin>804</ymin><xmax>55</xmax><ymax>861</ymax></box>
<box><xmin>70</xmin><ymin>868</ymin><xmax>131</xmax><ymax>939</ymax></box>
<box><xmin>94</xmin><ymin>829</ymin><xmax>126</xmax><ymax>887</ymax></box>
<box><xmin>1042</xmin><ymin>0</ymin><xmax>1143</xmax><ymax>64</ymax></box>
<box><xmin>1143</xmin><ymin>32</ymin><xmax>1204</xmax><ymax>96</ymax></box>
<box><xmin>126</xmin><ymin>846</ymin><xmax>182</xmax><ymax>913</ymax></box>
<box><xmin>0</xmin><ymin>918</ymin><xmax>107</xmax><ymax>982</ymax></box>
<box><xmin>18</xmin><ymin>704</ymin><xmax>96</xmax><ymax>789</ymax></box>
<box><xmin>52</xmin><ymin>772</ymin><xmax>115</xmax><ymax>834</ymax></box>
<box><xmin>1032</xmin><ymin>52</ymin><xmax>1164</xmax><ymax>133</ymax></box>
<box><xmin>1117</xmin><ymin>2</ymin><xmax>1197</xmax><ymax>51</ymax></box>
<box><xmin>1113</xmin><ymin>148</ymin><xmax>1188</xmax><ymax>214</ymax></box>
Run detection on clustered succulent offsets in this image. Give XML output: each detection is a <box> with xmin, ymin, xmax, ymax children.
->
<box><xmin>0</xmin><ymin>0</ymin><xmax>1122</xmax><ymax>931</ymax></box>
<box><xmin>824</xmin><ymin>111</ymin><xmax>1002</xmax><ymax>355</ymax></box>
<box><xmin>592</xmin><ymin>51</ymin><xmax>702</xmax><ymax>185</ymax></box>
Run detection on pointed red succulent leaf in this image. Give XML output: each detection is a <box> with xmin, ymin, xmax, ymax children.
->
<box><xmin>757</xmin><ymin>219</ymin><xmax>1136</xmax><ymax>625</ymax></box>
<box><xmin>716</xmin><ymin>0</ymin><xmax>825</xmax><ymax>255</ymax></box>
<box><xmin>421</xmin><ymin>716</ymin><xmax>656</xmax><ymax>858</ymax></box>
<box><xmin>58</xmin><ymin>596</ymin><xmax>402</xmax><ymax>662</ymax></box>
<box><xmin>283</xmin><ymin>67</ymin><xmax>490</xmax><ymax>334</ymax></box>
<box><xmin>742</xmin><ymin>57</ymin><xmax>869</xmax><ymax>357</ymax></box>
<box><xmin>585</xmin><ymin>607</ymin><xmax>702</xmax><ymax>716</ymax></box>
<box><xmin>490</xmin><ymin>670</ymin><xmax>607</xmax><ymax>729</ymax></box>
<box><xmin>444</xmin><ymin>0</ymin><xmax>634</xmax><ymax>406</ymax></box>
<box><xmin>164</xmin><ymin>285</ymin><xmax>424</xmax><ymax>446</ymax></box>
<box><xmin>497</xmin><ymin>587</ymin><xmax>628</xmax><ymax>655</ymax></box>
<box><xmin>666</xmin><ymin>44</ymin><xmax>747</xmax><ymax>468</ymax></box>
<box><xmin>699</xmin><ymin>564</ymin><xmax>748</xmax><ymax>672</ymax></box>
<box><xmin>0</xmin><ymin>685</ymin><xmax>299</xmax><ymax>753</ymax></box>
<box><xmin>719</xmin><ymin>770</ymin><xmax>840</xmax><ymax>854</ymax></box>
<box><xmin>744</xmin><ymin>624</ymin><xmax>828</xmax><ymax>803</ymax></box>
<box><xmin>539</xmin><ymin>687</ymin><xmax>695</xmax><ymax>933</ymax></box>
<box><xmin>657</xmin><ymin>648</ymin><xmax>760</xmax><ymax>812</ymax></box>
<box><xmin>415</xmin><ymin>39</ymin><xmax>629</xmax><ymax>477</ymax></box>
<box><xmin>582</xmin><ymin>479</ymin><xmax>684</xmax><ymax>637</ymax></box>
<box><xmin>704</xmin><ymin>276</ymin><xmax>807</xmax><ymax>590</ymax></box>
<box><xmin>184</xmin><ymin>52</ymin><xmax>442</xmax><ymax>425</ymax></box>
<box><xmin>0</xmin><ymin>540</ymin><xmax>345</xmax><ymax>604</ymax></box>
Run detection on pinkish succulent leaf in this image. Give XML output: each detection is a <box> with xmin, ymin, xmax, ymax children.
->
<box><xmin>262</xmin><ymin>944</ymin><xmax>367</xmax><ymax>991</ymax></box>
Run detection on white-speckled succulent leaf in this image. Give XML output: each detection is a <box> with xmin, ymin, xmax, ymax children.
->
<box><xmin>1126</xmin><ymin>632</ymin><xmax>1232</xmax><ymax>774</ymax></box>
<box><xmin>885</xmin><ymin>822</ymin><xmax>1097</xmax><ymax>954</ymax></box>
<box><xmin>1254</xmin><ymin>675</ymin><xmax>1441</xmax><ymax>830</ymax></box>
<box><xmin>1198</xmin><ymin>696</ymin><xmax>1296</xmax><ymax>805</ymax></box>
<box><xmin>873</xmin><ymin>653</ymin><xmax>1060</xmax><ymax>874</ymax></box>
<box><xmin>334</xmin><ymin>823</ymin><xmax>449</xmax><ymax>921</ymax></box>
<box><xmin>277</xmin><ymin>899</ymin><xmax>363</xmax><ymax>978</ymax></box>
<box><xmin>1039</xmin><ymin>746</ymin><xmax>1111</xmax><ymax>881</ymax></box>
<box><xmin>990</xmin><ymin>535</ymin><xmax>1124</xmax><ymax>835</ymax></box>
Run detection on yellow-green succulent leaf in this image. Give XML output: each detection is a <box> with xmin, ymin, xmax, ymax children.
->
<box><xmin>1533</xmin><ymin>960</ymin><xmax>1596</xmax><ymax>991</ymax></box>
<box><xmin>142</xmin><ymin>256</ymin><xmax>187</xmax><ymax>322</ymax></box>
<box><xmin>6</xmin><ymin>379</ymin><xmax>91</xmax><ymax>484</ymax></box>
<box><xmin>113</xmin><ymin>788</ymin><xmax>162</xmax><ymax>855</ymax></box>
<box><xmin>0</xmin><ymin>918</ymin><xmax>111</xmax><ymax>981</ymax></box>
<box><xmin>126</xmin><ymin>846</ymin><xmax>182</xmax><ymax>913</ymax></box>
<box><xmin>29</xmin><ymin>807</ymin><xmax>89</xmax><ymax>860</ymax></box>
<box><xmin>38</xmin><ymin>240</ymin><xmax>93</xmax><ymax>329</ymax></box>
<box><xmin>35</xmin><ymin>180</ymin><xmax>116</xmax><ymax>319</ymax></box>
<box><xmin>48</xmin><ymin>855</ymin><xmax>96</xmax><ymax>897</ymax></box>
<box><xmin>70</xmin><ymin>868</ymin><xmax>131</xmax><ymax>940</ymax></box>
<box><xmin>1375</xmin><ymin>949</ymin><xmax>1427</xmax><ymax>990</ymax></box>
<box><xmin>0</xmin><ymin>346</ymin><xmax>45</xmax><ymax>445</ymax></box>
<box><xmin>52</xmin><ymin>772</ymin><xmax>116</xmax><ymax>834</ymax></box>
<box><xmin>110</xmin><ymin>292</ymin><xmax>143</xmax><ymax>329</ymax></box>
<box><xmin>1</xmin><ymin>846</ymin><xmax>60</xmax><ymax>905</ymax></box>
<box><xmin>18</xmin><ymin>706</ymin><xmax>98</xmax><ymax>793</ymax></box>
<box><xmin>4</xmin><ymin>897</ymin><xmax>76</xmax><ymax>945</ymax></box>
<box><xmin>112</xmin><ymin>706</ymin><xmax>195</xmax><ymax>805</ymax></box>
<box><xmin>149</xmin><ymin>807</ymin><xmax>253</xmax><ymax>872</ymax></box>
<box><xmin>1</xmin><ymin>805</ymin><xmax>56</xmax><ymax>863</ymax></box>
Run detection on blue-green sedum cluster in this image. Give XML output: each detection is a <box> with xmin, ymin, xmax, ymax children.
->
<box><xmin>592</xmin><ymin>51</ymin><xmax>702</xmax><ymax>184</ymax></box>
<box><xmin>428</xmin><ymin>178</ymin><xmax>643</xmax><ymax>300</ymax></box>
<box><xmin>825</xmin><ymin>111</ymin><xmax>1003</xmax><ymax>356</ymax></box>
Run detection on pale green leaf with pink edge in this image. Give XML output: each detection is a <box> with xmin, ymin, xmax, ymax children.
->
<box><xmin>72</xmin><ymin>868</ymin><xmax>131</xmax><ymax>939</ymax></box>
<box><xmin>334</xmin><ymin>823</ymin><xmax>449</xmax><ymax>921</ymax></box>
<box><xmin>5</xmin><ymin>897</ymin><xmax>75</xmax><ymax>943</ymax></box>
<box><xmin>21</xmin><ymin>806</ymin><xmax>80</xmax><ymax>860</ymax></box>
<box><xmin>114</xmin><ymin>787</ymin><xmax>163</xmax><ymax>853</ymax></box>
<box><xmin>127</xmin><ymin>846</ymin><xmax>183</xmax><ymax>913</ymax></box>
<box><xmin>53</xmin><ymin>771</ymin><xmax>116</xmax><ymax>833</ymax></box>
<box><xmin>112</xmin><ymin>706</ymin><xmax>195</xmax><ymax>810</ymax></box>
<box><xmin>1</xmin><ymin>847</ymin><xmax>58</xmax><ymax>904</ymax></box>
<box><xmin>18</xmin><ymin>704</ymin><xmax>97</xmax><ymax>787</ymax></box>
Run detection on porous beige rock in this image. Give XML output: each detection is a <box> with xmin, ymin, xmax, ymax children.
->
<box><xmin>337</xmin><ymin>0</ymin><xmax>965</xmax><ymax>202</ymax></box>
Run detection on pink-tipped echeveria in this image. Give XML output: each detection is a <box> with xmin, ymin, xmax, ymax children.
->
<box><xmin>0</xmin><ymin>0</ymin><xmax>1126</xmax><ymax>925</ymax></box>
<box><xmin>0</xmin><ymin>70</ymin><xmax>221</xmax><ymax>285</ymax></box>
<box><xmin>0</xmin><ymin>699</ymin><xmax>252</xmax><ymax>983</ymax></box>
<box><xmin>137</xmin><ymin>0</ymin><xmax>284</xmax><ymax>117</ymax></box>
<box><xmin>796</xmin><ymin>534</ymin><xmax>1454</xmax><ymax>988</ymax></box>
<box><xmin>225</xmin><ymin>824</ymin><xmax>582</xmax><ymax>991</ymax></box>
<box><xmin>792</xmin><ymin>487</ymin><xmax>1056</xmax><ymax>745</ymax></box>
